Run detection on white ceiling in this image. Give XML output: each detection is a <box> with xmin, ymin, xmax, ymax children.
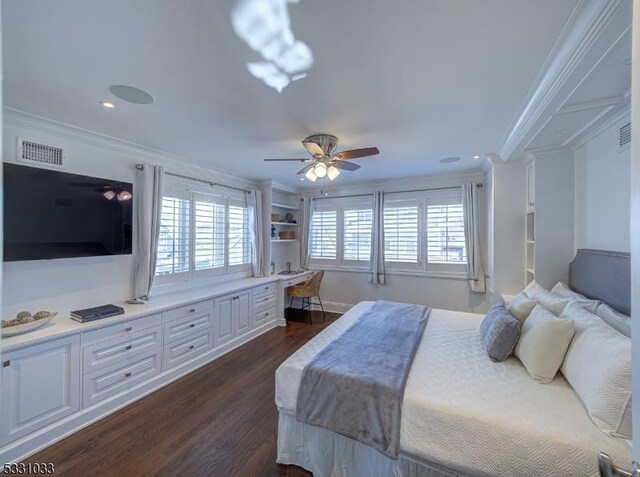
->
<box><xmin>3</xmin><ymin>0</ymin><xmax>579</xmax><ymax>188</ymax></box>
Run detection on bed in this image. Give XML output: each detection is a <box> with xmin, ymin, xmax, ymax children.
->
<box><xmin>275</xmin><ymin>250</ymin><xmax>632</xmax><ymax>477</ymax></box>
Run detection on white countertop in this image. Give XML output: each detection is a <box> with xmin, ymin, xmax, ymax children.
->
<box><xmin>1</xmin><ymin>272</ymin><xmax>312</xmax><ymax>353</ymax></box>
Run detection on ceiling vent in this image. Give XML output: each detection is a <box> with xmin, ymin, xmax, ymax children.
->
<box><xmin>17</xmin><ymin>138</ymin><xmax>65</xmax><ymax>168</ymax></box>
<box><xmin>619</xmin><ymin>122</ymin><xmax>631</xmax><ymax>151</ymax></box>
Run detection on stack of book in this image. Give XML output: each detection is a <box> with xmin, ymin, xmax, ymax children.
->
<box><xmin>70</xmin><ymin>304</ymin><xmax>125</xmax><ymax>323</ymax></box>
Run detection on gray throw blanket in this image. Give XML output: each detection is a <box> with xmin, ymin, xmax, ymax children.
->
<box><xmin>296</xmin><ymin>300</ymin><xmax>431</xmax><ymax>459</ymax></box>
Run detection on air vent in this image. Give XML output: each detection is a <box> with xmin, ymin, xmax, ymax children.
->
<box><xmin>17</xmin><ymin>138</ymin><xmax>65</xmax><ymax>168</ymax></box>
<box><xmin>619</xmin><ymin>122</ymin><xmax>631</xmax><ymax>150</ymax></box>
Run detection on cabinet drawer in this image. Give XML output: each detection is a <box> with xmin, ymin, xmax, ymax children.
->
<box><xmin>83</xmin><ymin>326</ymin><xmax>161</xmax><ymax>375</ymax></box>
<box><xmin>83</xmin><ymin>351</ymin><xmax>161</xmax><ymax>407</ymax></box>
<box><xmin>281</xmin><ymin>274</ymin><xmax>312</xmax><ymax>288</ymax></box>
<box><xmin>254</xmin><ymin>282</ymin><xmax>276</xmax><ymax>294</ymax></box>
<box><xmin>164</xmin><ymin>299</ymin><xmax>214</xmax><ymax>323</ymax></box>
<box><xmin>163</xmin><ymin>313</ymin><xmax>212</xmax><ymax>344</ymax></box>
<box><xmin>163</xmin><ymin>331</ymin><xmax>213</xmax><ymax>370</ymax></box>
<box><xmin>83</xmin><ymin>313</ymin><xmax>162</xmax><ymax>346</ymax></box>
<box><xmin>254</xmin><ymin>306</ymin><xmax>276</xmax><ymax>327</ymax></box>
<box><xmin>254</xmin><ymin>289</ymin><xmax>276</xmax><ymax>310</ymax></box>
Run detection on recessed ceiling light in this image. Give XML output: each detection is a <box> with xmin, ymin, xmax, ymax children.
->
<box><xmin>299</xmin><ymin>177</ymin><xmax>305</xmax><ymax>181</ymax></box>
<box><xmin>473</xmin><ymin>155</ymin><xmax>481</xmax><ymax>160</ymax></box>
<box><xmin>109</xmin><ymin>85</ymin><xmax>155</xmax><ymax>105</ymax></box>
<box><xmin>101</xmin><ymin>101</ymin><xmax>115</xmax><ymax>109</ymax></box>
<box><xmin>439</xmin><ymin>156</ymin><xmax>460</xmax><ymax>164</ymax></box>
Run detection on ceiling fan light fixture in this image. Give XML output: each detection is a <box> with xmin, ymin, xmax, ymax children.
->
<box><xmin>305</xmin><ymin>168</ymin><xmax>318</xmax><ymax>182</ymax></box>
<box><xmin>103</xmin><ymin>190</ymin><xmax>116</xmax><ymax>200</ymax></box>
<box><xmin>327</xmin><ymin>165</ymin><xmax>340</xmax><ymax>181</ymax></box>
<box><xmin>314</xmin><ymin>162</ymin><xmax>327</xmax><ymax>178</ymax></box>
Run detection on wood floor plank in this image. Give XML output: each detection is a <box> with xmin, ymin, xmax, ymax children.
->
<box><xmin>27</xmin><ymin>310</ymin><xmax>337</xmax><ymax>476</ymax></box>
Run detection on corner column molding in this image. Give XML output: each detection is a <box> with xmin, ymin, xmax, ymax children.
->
<box><xmin>498</xmin><ymin>0</ymin><xmax>629</xmax><ymax>161</ymax></box>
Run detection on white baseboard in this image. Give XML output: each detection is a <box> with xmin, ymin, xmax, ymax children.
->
<box><xmin>0</xmin><ymin>320</ymin><xmax>278</xmax><ymax>464</ymax></box>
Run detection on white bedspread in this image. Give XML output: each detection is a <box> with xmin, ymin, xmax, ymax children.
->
<box><xmin>276</xmin><ymin>301</ymin><xmax>631</xmax><ymax>476</ymax></box>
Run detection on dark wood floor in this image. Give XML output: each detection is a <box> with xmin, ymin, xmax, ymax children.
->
<box><xmin>28</xmin><ymin>309</ymin><xmax>339</xmax><ymax>477</ymax></box>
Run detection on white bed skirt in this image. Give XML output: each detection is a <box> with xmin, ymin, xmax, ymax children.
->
<box><xmin>277</xmin><ymin>410</ymin><xmax>473</xmax><ymax>477</ymax></box>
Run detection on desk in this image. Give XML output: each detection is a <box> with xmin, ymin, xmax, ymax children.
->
<box><xmin>275</xmin><ymin>271</ymin><xmax>314</xmax><ymax>325</ymax></box>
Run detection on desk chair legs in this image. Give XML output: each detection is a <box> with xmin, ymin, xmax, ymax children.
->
<box><xmin>289</xmin><ymin>295</ymin><xmax>326</xmax><ymax>325</ymax></box>
<box><xmin>317</xmin><ymin>296</ymin><xmax>326</xmax><ymax>322</ymax></box>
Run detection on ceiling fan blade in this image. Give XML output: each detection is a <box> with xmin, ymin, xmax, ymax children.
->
<box><xmin>332</xmin><ymin>160</ymin><xmax>361</xmax><ymax>171</ymax></box>
<box><xmin>334</xmin><ymin>147</ymin><xmax>379</xmax><ymax>160</ymax></box>
<box><xmin>302</xmin><ymin>141</ymin><xmax>325</xmax><ymax>157</ymax></box>
<box><xmin>297</xmin><ymin>164</ymin><xmax>314</xmax><ymax>175</ymax></box>
<box><xmin>263</xmin><ymin>158</ymin><xmax>311</xmax><ymax>162</ymax></box>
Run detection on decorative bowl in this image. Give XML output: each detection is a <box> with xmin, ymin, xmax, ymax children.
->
<box><xmin>1</xmin><ymin>313</ymin><xmax>57</xmax><ymax>337</ymax></box>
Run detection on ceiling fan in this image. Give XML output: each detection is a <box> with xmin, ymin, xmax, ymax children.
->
<box><xmin>264</xmin><ymin>134</ymin><xmax>379</xmax><ymax>182</ymax></box>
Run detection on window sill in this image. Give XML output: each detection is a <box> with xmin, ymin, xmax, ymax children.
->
<box><xmin>152</xmin><ymin>270</ymin><xmax>253</xmax><ymax>296</ymax></box>
<box><xmin>308</xmin><ymin>265</ymin><xmax>468</xmax><ymax>280</ymax></box>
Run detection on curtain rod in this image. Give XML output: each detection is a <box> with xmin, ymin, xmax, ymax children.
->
<box><xmin>136</xmin><ymin>164</ymin><xmax>250</xmax><ymax>194</ymax></box>
<box><xmin>311</xmin><ymin>183</ymin><xmax>483</xmax><ymax>201</ymax></box>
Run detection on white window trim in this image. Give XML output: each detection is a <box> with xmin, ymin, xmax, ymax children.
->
<box><xmin>154</xmin><ymin>187</ymin><xmax>252</xmax><ymax>290</ymax></box>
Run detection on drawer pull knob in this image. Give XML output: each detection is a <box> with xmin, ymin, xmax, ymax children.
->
<box><xmin>124</xmin><ymin>372</ymin><xmax>132</xmax><ymax>378</ymax></box>
<box><xmin>125</xmin><ymin>345</ymin><xmax>132</xmax><ymax>350</ymax></box>
<box><xmin>189</xmin><ymin>308</ymin><xmax>196</xmax><ymax>313</ymax></box>
<box><xmin>125</xmin><ymin>327</ymin><xmax>132</xmax><ymax>332</ymax></box>
<box><xmin>189</xmin><ymin>345</ymin><xmax>195</xmax><ymax>350</ymax></box>
<box><xmin>189</xmin><ymin>323</ymin><xmax>196</xmax><ymax>328</ymax></box>
<box><xmin>2</xmin><ymin>360</ymin><xmax>10</xmax><ymax>368</ymax></box>
<box><xmin>264</xmin><ymin>286</ymin><xmax>269</xmax><ymax>290</ymax></box>
<box><xmin>264</xmin><ymin>312</ymin><xmax>269</xmax><ymax>317</ymax></box>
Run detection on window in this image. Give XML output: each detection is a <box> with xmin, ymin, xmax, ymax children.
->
<box><xmin>383</xmin><ymin>201</ymin><xmax>419</xmax><ymax>264</ymax></box>
<box><xmin>309</xmin><ymin>199</ymin><xmax>372</xmax><ymax>266</ymax></box>
<box><xmin>343</xmin><ymin>208</ymin><xmax>372</xmax><ymax>262</ymax></box>
<box><xmin>155</xmin><ymin>188</ymin><xmax>252</xmax><ymax>286</ymax></box>
<box><xmin>426</xmin><ymin>202</ymin><xmax>466</xmax><ymax>264</ymax></box>
<box><xmin>309</xmin><ymin>209</ymin><xmax>337</xmax><ymax>260</ymax></box>
<box><xmin>383</xmin><ymin>192</ymin><xmax>467</xmax><ymax>274</ymax></box>
<box><xmin>157</xmin><ymin>195</ymin><xmax>190</xmax><ymax>277</ymax></box>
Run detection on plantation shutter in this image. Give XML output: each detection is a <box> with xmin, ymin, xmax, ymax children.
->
<box><xmin>383</xmin><ymin>201</ymin><xmax>420</xmax><ymax>263</ymax></box>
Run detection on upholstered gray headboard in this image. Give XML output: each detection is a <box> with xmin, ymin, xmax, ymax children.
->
<box><xmin>568</xmin><ymin>249</ymin><xmax>631</xmax><ymax>316</ymax></box>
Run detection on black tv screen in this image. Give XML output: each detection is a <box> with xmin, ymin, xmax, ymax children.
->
<box><xmin>4</xmin><ymin>163</ymin><xmax>133</xmax><ymax>261</ymax></box>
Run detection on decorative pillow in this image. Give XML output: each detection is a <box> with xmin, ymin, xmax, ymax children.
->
<box><xmin>551</xmin><ymin>282</ymin><xmax>600</xmax><ymax>314</ymax></box>
<box><xmin>536</xmin><ymin>293</ymin><xmax>572</xmax><ymax>316</ymax></box>
<box><xmin>595</xmin><ymin>302</ymin><xmax>631</xmax><ymax>337</ymax></box>
<box><xmin>479</xmin><ymin>303</ymin><xmax>521</xmax><ymax>362</ymax></box>
<box><xmin>507</xmin><ymin>292</ymin><xmax>537</xmax><ymax>323</ymax></box>
<box><xmin>514</xmin><ymin>305</ymin><xmax>575</xmax><ymax>383</ymax></box>
<box><xmin>523</xmin><ymin>280</ymin><xmax>548</xmax><ymax>300</ymax></box>
<box><xmin>560</xmin><ymin>301</ymin><xmax>632</xmax><ymax>438</ymax></box>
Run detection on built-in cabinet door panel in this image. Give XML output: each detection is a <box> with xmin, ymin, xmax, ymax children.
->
<box><xmin>0</xmin><ymin>336</ymin><xmax>80</xmax><ymax>446</ymax></box>
<box><xmin>235</xmin><ymin>292</ymin><xmax>251</xmax><ymax>335</ymax></box>
<box><xmin>215</xmin><ymin>296</ymin><xmax>234</xmax><ymax>346</ymax></box>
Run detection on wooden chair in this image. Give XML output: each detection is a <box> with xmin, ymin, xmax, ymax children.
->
<box><xmin>287</xmin><ymin>271</ymin><xmax>326</xmax><ymax>325</ymax></box>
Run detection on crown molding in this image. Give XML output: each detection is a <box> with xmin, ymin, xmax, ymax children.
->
<box><xmin>3</xmin><ymin>107</ymin><xmax>259</xmax><ymax>190</ymax></box>
<box><xmin>498</xmin><ymin>0</ymin><xmax>629</xmax><ymax>160</ymax></box>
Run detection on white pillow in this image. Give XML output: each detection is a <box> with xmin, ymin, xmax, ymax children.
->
<box><xmin>523</xmin><ymin>280</ymin><xmax>571</xmax><ymax>315</ymax></box>
<box><xmin>523</xmin><ymin>280</ymin><xmax>548</xmax><ymax>300</ymax></box>
<box><xmin>507</xmin><ymin>292</ymin><xmax>537</xmax><ymax>323</ymax></box>
<box><xmin>514</xmin><ymin>305</ymin><xmax>575</xmax><ymax>383</ymax></box>
<box><xmin>560</xmin><ymin>301</ymin><xmax>632</xmax><ymax>438</ymax></box>
<box><xmin>551</xmin><ymin>282</ymin><xmax>600</xmax><ymax>314</ymax></box>
<box><xmin>595</xmin><ymin>302</ymin><xmax>631</xmax><ymax>337</ymax></box>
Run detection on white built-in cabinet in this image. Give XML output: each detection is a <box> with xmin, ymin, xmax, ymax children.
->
<box><xmin>0</xmin><ymin>336</ymin><xmax>80</xmax><ymax>446</ymax></box>
<box><xmin>0</xmin><ymin>281</ymin><xmax>282</xmax><ymax>462</ymax></box>
<box><xmin>526</xmin><ymin>161</ymin><xmax>535</xmax><ymax>213</ymax></box>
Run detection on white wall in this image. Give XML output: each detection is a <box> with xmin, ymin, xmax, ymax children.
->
<box><xmin>575</xmin><ymin>116</ymin><xmax>631</xmax><ymax>253</ymax></box>
<box><xmin>487</xmin><ymin>158</ymin><xmax>526</xmax><ymax>298</ymax></box>
<box><xmin>2</xmin><ymin>109</ymin><xmax>256</xmax><ymax>318</ymax></box>
<box><xmin>303</xmin><ymin>170</ymin><xmax>489</xmax><ymax>314</ymax></box>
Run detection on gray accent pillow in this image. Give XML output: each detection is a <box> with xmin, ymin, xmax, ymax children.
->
<box><xmin>479</xmin><ymin>303</ymin><xmax>522</xmax><ymax>362</ymax></box>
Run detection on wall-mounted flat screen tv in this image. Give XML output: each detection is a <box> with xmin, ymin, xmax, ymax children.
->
<box><xmin>4</xmin><ymin>163</ymin><xmax>133</xmax><ymax>262</ymax></box>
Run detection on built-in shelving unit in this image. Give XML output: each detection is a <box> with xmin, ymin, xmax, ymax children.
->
<box><xmin>525</xmin><ymin>161</ymin><xmax>535</xmax><ymax>285</ymax></box>
<box><xmin>270</xmin><ymin>190</ymin><xmax>302</xmax><ymax>275</ymax></box>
